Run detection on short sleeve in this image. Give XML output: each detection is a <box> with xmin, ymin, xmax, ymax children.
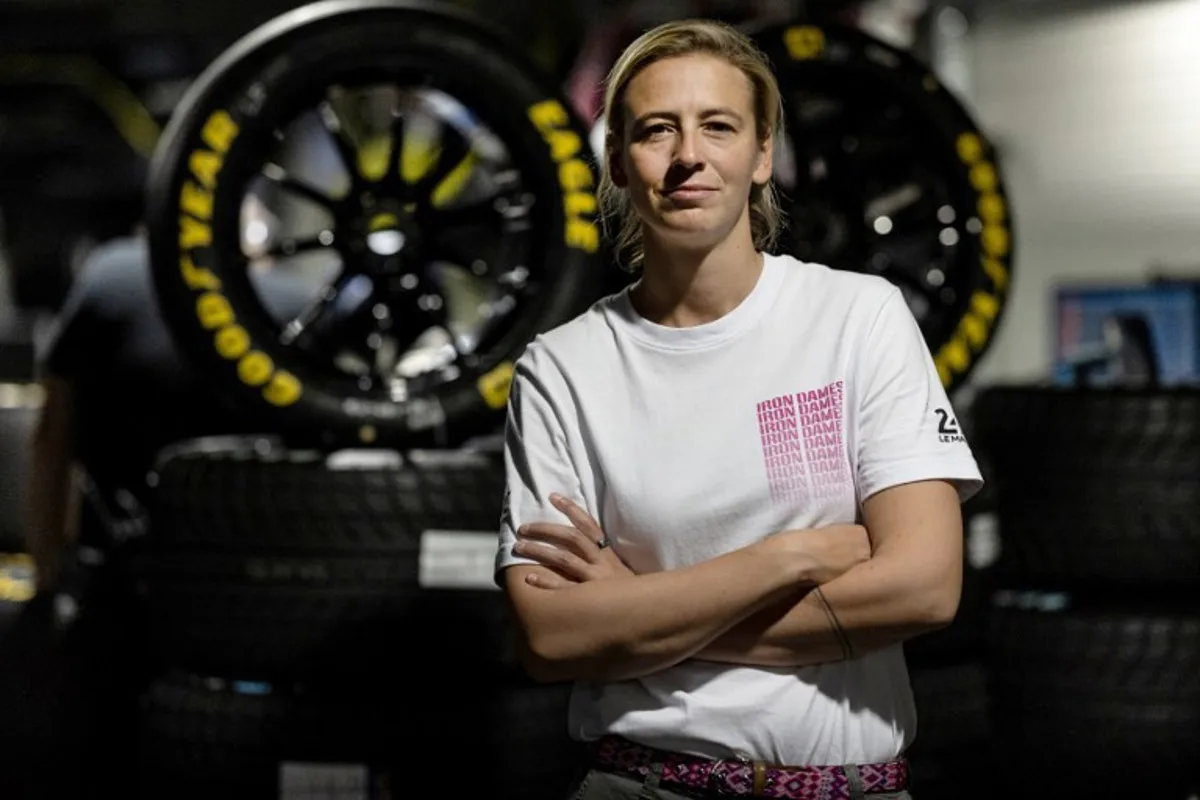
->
<box><xmin>853</xmin><ymin>287</ymin><xmax>984</xmax><ymax>504</ymax></box>
<box><xmin>494</xmin><ymin>344</ymin><xmax>587</xmax><ymax>585</ymax></box>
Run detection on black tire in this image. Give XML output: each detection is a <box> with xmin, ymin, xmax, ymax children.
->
<box><xmin>132</xmin><ymin>435</ymin><xmax>515</xmax><ymax>684</ymax></box>
<box><xmin>750</xmin><ymin>22</ymin><xmax>1014</xmax><ymax>396</ymax></box>
<box><xmin>987</xmin><ymin>602</ymin><xmax>1200</xmax><ymax>797</ymax></box>
<box><xmin>973</xmin><ymin>387</ymin><xmax>1200</xmax><ymax>591</ymax></box>
<box><xmin>136</xmin><ymin>671</ymin><xmax>581</xmax><ymax>800</ymax></box>
<box><xmin>144</xmin><ymin>0</ymin><xmax>604</xmax><ymax>449</ymax></box>
<box><xmin>0</xmin><ymin>556</ymin><xmax>150</xmax><ymax>799</ymax></box>
<box><xmin>906</xmin><ymin>662</ymin><xmax>994</xmax><ymax>800</ymax></box>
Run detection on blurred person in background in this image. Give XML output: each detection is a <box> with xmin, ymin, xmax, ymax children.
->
<box><xmin>25</xmin><ymin>217</ymin><xmax>315</xmax><ymax>593</ymax></box>
<box><xmin>496</xmin><ymin>19</ymin><xmax>982</xmax><ymax>800</ymax></box>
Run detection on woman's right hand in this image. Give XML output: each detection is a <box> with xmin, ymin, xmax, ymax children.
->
<box><xmin>762</xmin><ymin>524</ymin><xmax>872</xmax><ymax>585</ymax></box>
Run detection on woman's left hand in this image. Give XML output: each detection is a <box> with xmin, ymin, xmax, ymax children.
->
<box><xmin>514</xmin><ymin>494</ymin><xmax>634</xmax><ymax>589</ymax></box>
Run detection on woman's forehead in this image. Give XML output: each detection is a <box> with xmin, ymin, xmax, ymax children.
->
<box><xmin>623</xmin><ymin>53</ymin><xmax>755</xmax><ymax>115</ymax></box>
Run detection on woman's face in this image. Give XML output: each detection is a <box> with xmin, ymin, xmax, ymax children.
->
<box><xmin>612</xmin><ymin>53</ymin><xmax>773</xmax><ymax>251</ymax></box>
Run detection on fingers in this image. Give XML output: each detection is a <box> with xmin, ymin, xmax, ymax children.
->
<box><xmin>549</xmin><ymin>494</ymin><xmax>603</xmax><ymax>543</ymax></box>
<box><xmin>514</xmin><ymin>526</ymin><xmax>595</xmax><ymax>579</ymax></box>
<box><xmin>518</xmin><ymin>521</ymin><xmax>593</xmax><ymax>560</ymax></box>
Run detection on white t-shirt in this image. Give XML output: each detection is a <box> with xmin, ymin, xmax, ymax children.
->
<box><xmin>494</xmin><ymin>252</ymin><xmax>983</xmax><ymax>767</ymax></box>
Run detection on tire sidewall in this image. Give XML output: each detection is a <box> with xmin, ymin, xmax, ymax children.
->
<box><xmin>146</xmin><ymin>1</ymin><xmax>603</xmax><ymax>448</ymax></box>
<box><xmin>752</xmin><ymin>22</ymin><xmax>1015</xmax><ymax>396</ymax></box>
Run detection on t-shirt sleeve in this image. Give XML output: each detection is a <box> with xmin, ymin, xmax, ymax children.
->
<box><xmin>494</xmin><ymin>344</ymin><xmax>587</xmax><ymax>586</ymax></box>
<box><xmin>853</xmin><ymin>286</ymin><xmax>984</xmax><ymax>504</ymax></box>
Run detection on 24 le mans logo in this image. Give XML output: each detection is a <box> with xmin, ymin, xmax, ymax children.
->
<box><xmin>935</xmin><ymin>408</ymin><xmax>966</xmax><ymax>443</ymax></box>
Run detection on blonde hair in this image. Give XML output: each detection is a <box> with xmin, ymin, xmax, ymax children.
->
<box><xmin>598</xmin><ymin>19</ymin><xmax>786</xmax><ymax>270</ymax></box>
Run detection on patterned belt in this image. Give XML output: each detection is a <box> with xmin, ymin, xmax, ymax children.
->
<box><xmin>590</xmin><ymin>735</ymin><xmax>909</xmax><ymax>799</ymax></box>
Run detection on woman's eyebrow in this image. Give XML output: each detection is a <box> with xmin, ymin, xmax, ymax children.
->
<box><xmin>632</xmin><ymin>107</ymin><xmax>745</xmax><ymax>125</ymax></box>
<box><xmin>700</xmin><ymin>108</ymin><xmax>745</xmax><ymax>121</ymax></box>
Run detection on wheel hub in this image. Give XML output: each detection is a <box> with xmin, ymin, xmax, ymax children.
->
<box><xmin>357</xmin><ymin>199</ymin><xmax>423</xmax><ymax>275</ymax></box>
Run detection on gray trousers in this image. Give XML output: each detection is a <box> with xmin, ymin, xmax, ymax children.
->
<box><xmin>566</xmin><ymin>765</ymin><xmax>914</xmax><ymax>800</ymax></box>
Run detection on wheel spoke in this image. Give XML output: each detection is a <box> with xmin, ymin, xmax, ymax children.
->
<box><xmin>385</xmin><ymin>111</ymin><xmax>407</xmax><ymax>186</ymax></box>
<box><xmin>318</xmin><ymin>100</ymin><xmax>363</xmax><ymax>190</ymax></box>
<box><xmin>426</xmin><ymin>196</ymin><xmax>497</xmax><ymax>229</ymax></box>
<box><xmin>413</xmin><ymin>124</ymin><xmax>471</xmax><ymax>199</ymax></box>
<box><xmin>864</xmin><ymin>181</ymin><xmax>931</xmax><ymax>229</ymax></box>
<box><xmin>279</xmin><ymin>272</ymin><xmax>361</xmax><ymax>346</ymax></box>
<box><xmin>264</xmin><ymin>235</ymin><xmax>330</xmax><ymax>260</ymax></box>
<box><xmin>261</xmin><ymin>164</ymin><xmax>339</xmax><ymax>211</ymax></box>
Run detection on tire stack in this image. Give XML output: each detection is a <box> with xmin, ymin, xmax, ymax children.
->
<box><xmin>126</xmin><ymin>1</ymin><xmax>602</xmax><ymax>795</ymax></box>
<box><xmin>128</xmin><ymin>437</ymin><xmax>581</xmax><ymax>799</ymax></box>
<box><xmin>973</xmin><ymin>387</ymin><xmax>1200</xmax><ymax>800</ymax></box>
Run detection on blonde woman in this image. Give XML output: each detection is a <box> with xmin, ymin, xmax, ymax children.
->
<box><xmin>495</xmin><ymin>18</ymin><xmax>982</xmax><ymax>800</ymax></box>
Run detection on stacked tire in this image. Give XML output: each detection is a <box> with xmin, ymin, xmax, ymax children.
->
<box><xmin>131</xmin><ymin>1</ymin><xmax>603</xmax><ymax>796</ymax></box>
<box><xmin>129</xmin><ymin>437</ymin><xmax>580</xmax><ymax>798</ymax></box>
<box><xmin>973</xmin><ymin>387</ymin><xmax>1200</xmax><ymax>799</ymax></box>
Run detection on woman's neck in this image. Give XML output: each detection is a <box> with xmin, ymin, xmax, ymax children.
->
<box><xmin>630</xmin><ymin>224</ymin><xmax>764</xmax><ymax>329</ymax></box>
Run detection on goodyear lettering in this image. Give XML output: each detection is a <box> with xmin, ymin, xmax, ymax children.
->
<box><xmin>478</xmin><ymin>361</ymin><xmax>515</xmax><ymax>410</ymax></box>
<box><xmin>527</xmin><ymin>99</ymin><xmax>600</xmax><ymax>254</ymax></box>
<box><xmin>956</xmin><ymin>133</ymin><xmax>983</xmax><ymax>164</ymax></box>
<box><xmin>180</xmin><ymin>216</ymin><xmax>213</xmax><ymax>250</ymax></box>
<box><xmin>201</xmin><ymin>110</ymin><xmax>239</xmax><ymax>153</ymax></box>
<box><xmin>969</xmin><ymin>163</ymin><xmax>997</xmax><ymax>193</ymax></box>
<box><xmin>784</xmin><ymin>26</ymin><xmax>826</xmax><ymax>60</ymax></box>
<box><xmin>982</xmin><ymin>225</ymin><xmax>1010</xmax><ymax>258</ymax></box>
<box><xmin>559</xmin><ymin>160</ymin><xmax>592</xmax><ymax>191</ymax></box>
<box><xmin>971</xmin><ymin>290</ymin><xmax>1000</xmax><ymax>322</ymax></box>
<box><xmin>189</xmin><ymin>151</ymin><xmax>222</xmax><ymax>189</ymax></box>
<box><xmin>180</xmin><ymin>254</ymin><xmax>221</xmax><ymax>291</ymax></box>
<box><xmin>237</xmin><ymin>352</ymin><xmax>273</xmax><ymax>386</ymax></box>
<box><xmin>983</xmin><ymin>259</ymin><xmax>1008</xmax><ymax>292</ymax></box>
<box><xmin>962</xmin><ymin>307</ymin><xmax>988</xmax><ymax>349</ymax></box>
<box><xmin>197</xmin><ymin>292</ymin><xmax>234</xmax><ymax>329</ymax></box>
<box><xmin>177</xmin><ymin>108</ymin><xmax>301</xmax><ymax>408</ymax></box>
<box><xmin>546</xmin><ymin>129</ymin><xmax>581</xmax><ymax>162</ymax></box>
<box><xmin>180</xmin><ymin>182</ymin><xmax>214</xmax><ymax>220</ymax></box>
<box><xmin>264</xmin><ymin>372</ymin><xmax>302</xmax><ymax>407</ymax></box>
<box><xmin>934</xmin><ymin>131</ymin><xmax>1013</xmax><ymax>387</ymax></box>
<box><xmin>978</xmin><ymin>193</ymin><xmax>1006</xmax><ymax>223</ymax></box>
<box><xmin>564</xmin><ymin>192</ymin><xmax>598</xmax><ymax>217</ymax></box>
<box><xmin>215</xmin><ymin>325</ymin><xmax>250</xmax><ymax>359</ymax></box>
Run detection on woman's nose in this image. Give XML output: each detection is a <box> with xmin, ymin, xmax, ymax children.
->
<box><xmin>673</xmin><ymin>126</ymin><xmax>704</xmax><ymax>169</ymax></box>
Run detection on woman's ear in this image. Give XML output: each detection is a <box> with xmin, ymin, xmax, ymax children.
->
<box><xmin>752</xmin><ymin>131</ymin><xmax>774</xmax><ymax>186</ymax></box>
<box><xmin>607</xmin><ymin>136</ymin><xmax>628</xmax><ymax>188</ymax></box>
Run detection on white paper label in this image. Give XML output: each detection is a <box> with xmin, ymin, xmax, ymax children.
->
<box><xmin>418</xmin><ymin>530</ymin><xmax>501</xmax><ymax>590</ymax></box>
<box><xmin>279</xmin><ymin>763</ymin><xmax>368</xmax><ymax>799</ymax></box>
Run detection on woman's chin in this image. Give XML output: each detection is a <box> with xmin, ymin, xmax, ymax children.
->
<box><xmin>648</xmin><ymin>216</ymin><xmax>732</xmax><ymax>249</ymax></box>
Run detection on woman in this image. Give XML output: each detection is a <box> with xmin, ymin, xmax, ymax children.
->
<box><xmin>495</xmin><ymin>18</ymin><xmax>983</xmax><ymax>800</ymax></box>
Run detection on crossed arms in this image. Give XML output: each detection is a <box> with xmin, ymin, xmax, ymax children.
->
<box><xmin>503</xmin><ymin>479</ymin><xmax>964</xmax><ymax>684</ymax></box>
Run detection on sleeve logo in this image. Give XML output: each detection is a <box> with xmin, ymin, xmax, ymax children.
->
<box><xmin>935</xmin><ymin>408</ymin><xmax>966</xmax><ymax>443</ymax></box>
<box><xmin>499</xmin><ymin>486</ymin><xmax>514</xmax><ymax>530</ymax></box>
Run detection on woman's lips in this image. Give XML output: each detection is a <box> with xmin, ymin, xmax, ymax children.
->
<box><xmin>664</xmin><ymin>186</ymin><xmax>717</xmax><ymax>200</ymax></box>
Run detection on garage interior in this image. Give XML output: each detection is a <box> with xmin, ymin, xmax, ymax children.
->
<box><xmin>0</xmin><ymin>0</ymin><xmax>1196</xmax><ymax>797</ymax></box>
